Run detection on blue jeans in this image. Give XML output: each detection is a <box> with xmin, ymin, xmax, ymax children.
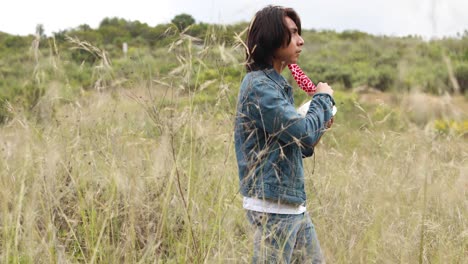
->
<box><xmin>246</xmin><ymin>210</ymin><xmax>324</xmax><ymax>264</ymax></box>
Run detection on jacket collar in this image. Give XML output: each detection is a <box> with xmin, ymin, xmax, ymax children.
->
<box><xmin>262</xmin><ymin>67</ymin><xmax>288</xmax><ymax>88</ymax></box>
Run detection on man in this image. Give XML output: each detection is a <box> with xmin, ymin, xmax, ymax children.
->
<box><xmin>234</xmin><ymin>5</ymin><xmax>335</xmax><ymax>263</ymax></box>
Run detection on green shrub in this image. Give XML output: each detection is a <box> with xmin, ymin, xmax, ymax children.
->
<box><xmin>454</xmin><ymin>62</ymin><xmax>468</xmax><ymax>94</ymax></box>
<box><xmin>0</xmin><ymin>99</ymin><xmax>11</xmax><ymax>124</ymax></box>
<box><xmin>65</xmin><ymin>63</ymin><xmax>93</xmax><ymax>90</ymax></box>
<box><xmin>366</xmin><ymin>66</ymin><xmax>396</xmax><ymax>91</ymax></box>
<box><xmin>339</xmin><ymin>30</ymin><xmax>369</xmax><ymax>41</ymax></box>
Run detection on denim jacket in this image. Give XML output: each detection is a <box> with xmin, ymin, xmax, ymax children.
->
<box><xmin>234</xmin><ymin>67</ymin><xmax>335</xmax><ymax>205</ymax></box>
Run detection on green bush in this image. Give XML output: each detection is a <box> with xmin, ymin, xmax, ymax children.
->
<box><xmin>454</xmin><ymin>62</ymin><xmax>468</xmax><ymax>94</ymax></box>
<box><xmin>68</xmin><ymin>48</ymin><xmax>99</xmax><ymax>65</ymax></box>
<box><xmin>366</xmin><ymin>66</ymin><xmax>396</xmax><ymax>91</ymax></box>
<box><xmin>339</xmin><ymin>30</ymin><xmax>369</xmax><ymax>41</ymax></box>
<box><xmin>0</xmin><ymin>98</ymin><xmax>10</xmax><ymax>124</ymax></box>
<box><xmin>65</xmin><ymin>63</ymin><xmax>93</xmax><ymax>90</ymax></box>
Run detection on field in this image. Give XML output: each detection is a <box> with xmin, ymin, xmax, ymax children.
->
<box><xmin>0</xmin><ymin>26</ymin><xmax>467</xmax><ymax>263</ymax></box>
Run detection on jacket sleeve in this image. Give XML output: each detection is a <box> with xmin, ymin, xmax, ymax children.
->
<box><xmin>246</xmin><ymin>79</ymin><xmax>334</xmax><ymax>150</ymax></box>
<box><xmin>302</xmin><ymin>93</ymin><xmax>335</xmax><ymax>157</ymax></box>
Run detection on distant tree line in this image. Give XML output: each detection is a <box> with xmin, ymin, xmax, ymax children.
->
<box><xmin>47</xmin><ymin>14</ymin><xmax>247</xmax><ymax>48</ymax></box>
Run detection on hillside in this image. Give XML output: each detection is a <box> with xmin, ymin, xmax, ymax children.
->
<box><xmin>1</xmin><ymin>17</ymin><xmax>468</xmax><ymax>123</ymax></box>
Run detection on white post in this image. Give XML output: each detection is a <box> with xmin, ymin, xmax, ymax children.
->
<box><xmin>123</xmin><ymin>42</ymin><xmax>128</xmax><ymax>58</ymax></box>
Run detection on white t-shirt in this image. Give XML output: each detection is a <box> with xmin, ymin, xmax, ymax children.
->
<box><xmin>243</xmin><ymin>196</ymin><xmax>307</xmax><ymax>214</ymax></box>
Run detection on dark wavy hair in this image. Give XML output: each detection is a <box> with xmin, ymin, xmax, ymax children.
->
<box><xmin>245</xmin><ymin>6</ymin><xmax>302</xmax><ymax>72</ymax></box>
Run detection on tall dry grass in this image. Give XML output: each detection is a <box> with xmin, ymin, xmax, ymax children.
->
<box><xmin>0</xmin><ymin>28</ymin><xmax>467</xmax><ymax>264</ymax></box>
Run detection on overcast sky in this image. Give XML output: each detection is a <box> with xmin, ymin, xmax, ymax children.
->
<box><xmin>1</xmin><ymin>0</ymin><xmax>467</xmax><ymax>39</ymax></box>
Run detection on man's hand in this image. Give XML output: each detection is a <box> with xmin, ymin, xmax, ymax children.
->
<box><xmin>316</xmin><ymin>82</ymin><xmax>334</xmax><ymax>96</ymax></box>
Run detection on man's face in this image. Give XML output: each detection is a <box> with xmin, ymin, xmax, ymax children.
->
<box><xmin>273</xmin><ymin>16</ymin><xmax>304</xmax><ymax>66</ymax></box>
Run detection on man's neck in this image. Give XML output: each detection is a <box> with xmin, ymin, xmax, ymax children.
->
<box><xmin>273</xmin><ymin>60</ymin><xmax>286</xmax><ymax>73</ymax></box>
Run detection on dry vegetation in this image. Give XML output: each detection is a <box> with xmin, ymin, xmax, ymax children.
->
<box><xmin>1</xmin><ymin>81</ymin><xmax>467</xmax><ymax>263</ymax></box>
<box><xmin>0</xmin><ymin>29</ymin><xmax>467</xmax><ymax>263</ymax></box>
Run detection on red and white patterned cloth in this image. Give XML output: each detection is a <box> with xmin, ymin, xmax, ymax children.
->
<box><xmin>290</xmin><ymin>64</ymin><xmax>337</xmax><ymax>117</ymax></box>
<box><xmin>288</xmin><ymin>64</ymin><xmax>316</xmax><ymax>95</ymax></box>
